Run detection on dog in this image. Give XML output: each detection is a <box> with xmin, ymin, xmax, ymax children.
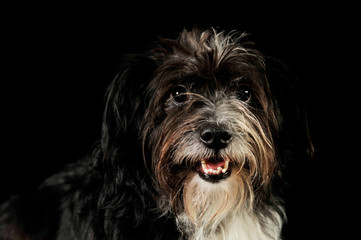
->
<box><xmin>0</xmin><ymin>28</ymin><xmax>313</xmax><ymax>239</ymax></box>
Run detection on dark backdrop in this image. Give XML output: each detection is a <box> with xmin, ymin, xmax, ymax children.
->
<box><xmin>1</xmin><ymin>3</ymin><xmax>357</xmax><ymax>240</ymax></box>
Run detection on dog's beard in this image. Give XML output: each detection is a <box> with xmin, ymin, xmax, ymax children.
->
<box><xmin>182</xmin><ymin>171</ymin><xmax>249</xmax><ymax>226</ymax></box>
<box><xmin>142</xmin><ymin>93</ymin><xmax>277</xmax><ymax>231</ymax></box>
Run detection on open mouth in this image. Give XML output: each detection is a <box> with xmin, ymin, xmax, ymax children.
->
<box><xmin>197</xmin><ymin>157</ymin><xmax>231</xmax><ymax>182</ymax></box>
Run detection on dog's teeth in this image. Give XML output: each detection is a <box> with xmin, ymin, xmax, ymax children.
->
<box><xmin>200</xmin><ymin>160</ymin><xmax>230</xmax><ymax>175</ymax></box>
<box><xmin>224</xmin><ymin>161</ymin><xmax>229</xmax><ymax>170</ymax></box>
<box><xmin>221</xmin><ymin>161</ymin><xmax>230</xmax><ymax>173</ymax></box>
<box><xmin>201</xmin><ymin>162</ymin><xmax>207</xmax><ymax>173</ymax></box>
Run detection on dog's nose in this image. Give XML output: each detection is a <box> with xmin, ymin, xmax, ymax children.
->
<box><xmin>200</xmin><ymin>127</ymin><xmax>232</xmax><ymax>150</ymax></box>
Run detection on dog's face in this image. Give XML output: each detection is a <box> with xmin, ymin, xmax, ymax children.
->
<box><xmin>139</xmin><ymin>30</ymin><xmax>279</xmax><ymax>225</ymax></box>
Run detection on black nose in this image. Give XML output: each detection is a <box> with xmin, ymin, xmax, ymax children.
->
<box><xmin>200</xmin><ymin>127</ymin><xmax>232</xmax><ymax>150</ymax></box>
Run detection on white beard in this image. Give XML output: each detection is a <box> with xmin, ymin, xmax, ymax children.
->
<box><xmin>176</xmin><ymin>173</ymin><xmax>284</xmax><ymax>240</ymax></box>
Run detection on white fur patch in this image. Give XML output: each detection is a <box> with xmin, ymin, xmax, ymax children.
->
<box><xmin>177</xmin><ymin>174</ymin><xmax>284</xmax><ymax>240</ymax></box>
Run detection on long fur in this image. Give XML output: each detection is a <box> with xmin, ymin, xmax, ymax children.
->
<box><xmin>0</xmin><ymin>28</ymin><xmax>313</xmax><ymax>240</ymax></box>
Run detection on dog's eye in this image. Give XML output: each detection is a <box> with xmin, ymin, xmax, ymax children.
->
<box><xmin>171</xmin><ymin>85</ymin><xmax>189</xmax><ymax>103</ymax></box>
<box><xmin>238</xmin><ymin>87</ymin><xmax>251</xmax><ymax>102</ymax></box>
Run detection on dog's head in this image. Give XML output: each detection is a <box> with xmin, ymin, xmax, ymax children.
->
<box><xmin>100</xmin><ymin>29</ymin><xmax>313</xmax><ymax>229</ymax></box>
<box><xmin>143</xmin><ymin>29</ymin><xmax>277</xmax><ymax>212</ymax></box>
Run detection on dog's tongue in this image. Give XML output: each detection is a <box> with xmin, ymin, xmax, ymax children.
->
<box><xmin>206</xmin><ymin>160</ymin><xmax>226</xmax><ymax>169</ymax></box>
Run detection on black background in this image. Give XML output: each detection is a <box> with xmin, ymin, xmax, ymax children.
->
<box><xmin>1</xmin><ymin>2</ymin><xmax>357</xmax><ymax>239</ymax></box>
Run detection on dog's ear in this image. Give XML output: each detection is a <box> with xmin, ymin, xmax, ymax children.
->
<box><xmin>100</xmin><ymin>54</ymin><xmax>157</xmax><ymax>162</ymax></box>
<box><xmin>265</xmin><ymin>57</ymin><xmax>314</xmax><ymax>163</ymax></box>
<box><xmin>90</xmin><ymin>55</ymin><xmax>159</xmax><ymax>232</ymax></box>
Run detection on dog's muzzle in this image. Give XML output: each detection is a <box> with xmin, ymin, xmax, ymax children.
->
<box><xmin>196</xmin><ymin>126</ymin><xmax>232</xmax><ymax>182</ymax></box>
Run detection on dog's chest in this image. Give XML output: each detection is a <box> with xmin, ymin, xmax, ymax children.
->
<box><xmin>178</xmin><ymin>210</ymin><xmax>281</xmax><ymax>240</ymax></box>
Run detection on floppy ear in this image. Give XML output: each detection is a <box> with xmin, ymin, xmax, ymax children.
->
<box><xmin>265</xmin><ymin>57</ymin><xmax>314</xmax><ymax>164</ymax></box>
<box><xmin>92</xmin><ymin>55</ymin><xmax>168</xmax><ymax>235</ymax></box>
<box><xmin>100</xmin><ymin>54</ymin><xmax>157</xmax><ymax>164</ymax></box>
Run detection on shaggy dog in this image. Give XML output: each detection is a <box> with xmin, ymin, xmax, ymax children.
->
<box><xmin>0</xmin><ymin>28</ymin><xmax>313</xmax><ymax>239</ymax></box>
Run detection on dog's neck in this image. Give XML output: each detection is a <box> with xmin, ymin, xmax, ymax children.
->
<box><xmin>174</xmin><ymin>174</ymin><xmax>283</xmax><ymax>240</ymax></box>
